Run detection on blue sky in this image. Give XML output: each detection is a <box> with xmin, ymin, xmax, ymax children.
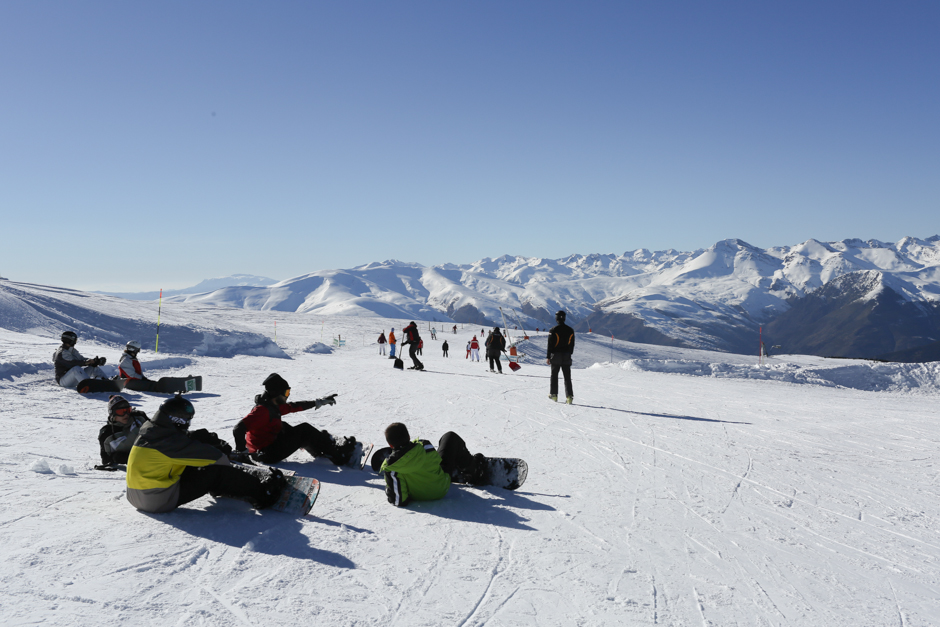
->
<box><xmin>1</xmin><ymin>1</ymin><xmax>937</xmax><ymax>291</ymax></box>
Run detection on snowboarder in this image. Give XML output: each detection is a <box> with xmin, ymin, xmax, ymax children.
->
<box><xmin>442</xmin><ymin>340</ymin><xmax>449</xmax><ymax>357</ymax></box>
<box><xmin>388</xmin><ymin>328</ymin><xmax>397</xmax><ymax>359</ymax></box>
<box><xmin>378</xmin><ymin>331</ymin><xmax>387</xmax><ymax>356</ymax></box>
<box><xmin>232</xmin><ymin>373</ymin><xmax>358</xmax><ymax>466</ymax></box>
<box><xmin>401</xmin><ymin>321</ymin><xmax>424</xmax><ymax>371</ymax></box>
<box><xmin>96</xmin><ymin>395</ymin><xmax>149</xmax><ymax>470</ymax></box>
<box><xmin>125</xmin><ymin>394</ymin><xmax>287</xmax><ymax>513</ymax></box>
<box><xmin>485</xmin><ymin>327</ymin><xmax>506</xmax><ymax>373</ymax></box>
<box><xmin>118</xmin><ymin>340</ymin><xmax>149</xmax><ymax>382</ymax></box>
<box><xmin>53</xmin><ymin>330</ymin><xmax>108</xmax><ymax>389</ymax></box>
<box><xmin>546</xmin><ymin>310</ymin><xmax>575</xmax><ymax>404</ymax></box>
<box><xmin>378</xmin><ymin>423</ymin><xmax>488</xmax><ymax>507</ymax></box>
<box><xmin>469</xmin><ymin>336</ymin><xmax>481</xmax><ymax>361</ymax></box>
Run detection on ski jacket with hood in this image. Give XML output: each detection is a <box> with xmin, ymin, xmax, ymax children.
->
<box><xmin>119</xmin><ymin>351</ymin><xmax>144</xmax><ymax>379</ymax></box>
<box><xmin>547</xmin><ymin>323</ymin><xmax>575</xmax><ymax>358</ymax></box>
<box><xmin>486</xmin><ymin>332</ymin><xmax>506</xmax><ymax>356</ymax></box>
<box><xmin>53</xmin><ymin>346</ymin><xmax>87</xmax><ymax>382</ymax></box>
<box><xmin>388</xmin><ymin>331</ymin><xmax>396</xmax><ymax>345</ymax></box>
<box><xmin>232</xmin><ymin>393</ymin><xmax>318</xmax><ymax>453</ymax></box>
<box><xmin>377</xmin><ymin>333</ymin><xmax>387</xmax><ymax>344</ymax></box>
<box><xmin>99</xmin><ymin>410</ymin><xmax>149</xmax><ymax>465</ymax></box>
<box><xmin>402</xmin><ymin>324</ymin><xmax>420</xmax><ymax>345</ymax></box>
<box><xmin>381</xmin><ymin>439</ymin><xmax>451</xmax><ymax>507</ymax></box>
<box><xmin>125</xmin><ymin>409</ymin><xmax>230</xmax><ymax>513</ymax></box>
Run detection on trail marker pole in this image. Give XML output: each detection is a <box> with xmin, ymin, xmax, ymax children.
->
<box><xmin>155</xmin><ymin>289</ymin><xmax>163</xmax><ymax>353</ymax></box>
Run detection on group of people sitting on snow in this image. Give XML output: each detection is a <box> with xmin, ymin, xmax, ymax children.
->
<box><xmin>95</xmin><ymin>371</ymin><xmax>491</xmax><ymax>515</ymax></box>
<box><xmin>53</xmin><ymin>330</ymin><xmax>149</xmax><ymax>388</ymax></box>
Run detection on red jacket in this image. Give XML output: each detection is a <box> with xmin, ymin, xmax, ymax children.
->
<box><xmin>236</xmin><ymin>396</ymin><xmax>313</xmax><ymax>452</ymax></box>
<box><xmin>470</xmin><ymin>338</ymin><xmax>480</xmax><ymax>350</ymax></box>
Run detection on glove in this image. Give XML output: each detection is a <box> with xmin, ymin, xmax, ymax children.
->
<box><xmin>94</xmin><ymin>464</ymin><xmax>119</xmax><ymax>472</ymax></box>
<box><xmin>315</xmin><ymin>394</ymin><xmax>338</xmax><ymax>409</ymax></box>
<box><xmin>85</xmin><ymin>358</ymin><xmax>97</xmax><ymax>366</ymax></box>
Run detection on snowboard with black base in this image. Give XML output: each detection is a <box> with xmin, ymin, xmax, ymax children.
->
<box><xmin>123</xmin><ymin>375</ymin><xmax>203</xmax><ymax>394</ymax></box>
<box><xmin>77</xmin><ymin>377</ymin><xmax>122</xmax><ymax>394</ymax></box>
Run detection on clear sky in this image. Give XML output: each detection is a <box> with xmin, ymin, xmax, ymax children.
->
<box><xmin>1</xmin><ymin>1</ymin><xmax>937</xmax><ymax>291</ymax></box>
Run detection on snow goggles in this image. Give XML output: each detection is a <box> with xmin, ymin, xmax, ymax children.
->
<box><xmin>114</xmin><ymin>407</ymin><xmax>131</xmax><ymax>416</ymax></box>
<box><xmin>283</xmin><ymin>389</ymin><xmax>290</xmax><ymax>399</ymax></box>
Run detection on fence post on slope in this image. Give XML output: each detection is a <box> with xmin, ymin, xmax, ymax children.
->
<box><xmin>155</xmin><ymin>289</ymin><xmax>162</xmax><ymax>354</ymax></box>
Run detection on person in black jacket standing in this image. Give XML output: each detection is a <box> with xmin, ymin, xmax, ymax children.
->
<box><xmin>485</xmin><ymin>327</ymin><xmax>506</xmax><ymax>373</ymax></box>
<box><xmin>402</xmin><ymin>321</ymin><xmax>424</xmax><ymax>371</ymax></box>
<box><xmin>546</xmin><ymin>310</ymin><xmax>575</xmax><ymax>403</ymax></box>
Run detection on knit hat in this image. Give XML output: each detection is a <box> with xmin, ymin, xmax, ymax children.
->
<box><xmin>108</xmin><ymin>395</ymin><xmax>131</xmax><ymax>415</ymax></box>
<box><xmin>263</xmin><ymin>373</ymin><xmax>290</xmax><ymax>396</ymax></box>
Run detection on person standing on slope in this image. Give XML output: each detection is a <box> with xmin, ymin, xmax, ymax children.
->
<box><xmin>442</xmin><ymin>340</ymin><xmax>449</xmax><ymax>357</ymax></box>
<box><xmin>377</xmin><ymin>331</ymin><xmax>387</xmax><ymax>356</ymax></box>
<box><xmin>125</xmin><ymin>394</ymin><xmax>287</xmax><ymax>513</ymax></box>
<box><xmin>119</xmin><ymin>340</ymin><xmax>150</xmax><ymax>382</ymax></box>
<box><xmin>485</xmin><ymin>327</ymin><xmax>506</xmax><ymax>373</ymax></box>
<box><xmin>546</xmin><ymin>310</ymin><xmax>575</xmax><ymax>404</ymax></box>
<box><xmin>469</xmin><ymin>336</ymin><xmax>481</xmax><ymax>362</ymax></box>
<box><xmin>401</xmin><ymin>321</ymin><xmax>424</xmax><ymax>371</ymax></box>
<box><xmin>53</xmin><ymin>330</ymin><xmax>108</xmax><ymax>389</ymax></box>
<box><xmin>388</xmin><ymin>328</ymin><xmax>397</xmax><ymax>359</ymax></box>
<box><xmin>232</xmin><ymin>373</ymin><xmax>358</xmax><ymax>466</ymax></box>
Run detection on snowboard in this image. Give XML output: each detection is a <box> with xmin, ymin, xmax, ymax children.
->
<box><xmin>355</xmin><ymin>442</ymin><xmax>374</xmax><ymax>470</ymax></box>
<box><xmin>481</xmin><ymin>457</ymin><xmax>528</xmax><ymax>490</ymax></box>
<box><xmin>76</xmin><ymin>378</ymin><xmax>122</xmax><ymax>394</ymax></box>
<box><xmin>235</xmin><ymin>465</ymin><xmax>320</xmax><ymax>516</ymax></box>
<box><xmin>123</xmin><ymin>376</ymin><xmax>203</xmax><ymax>394</ymax></box>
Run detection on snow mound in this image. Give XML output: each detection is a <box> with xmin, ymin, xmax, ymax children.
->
<box><xmin>303</xmin><ymin>342</ymin><xmax>334</xmax><ymax>354</ymax></box>
<box><xmin>29</xmin><ymin>459</ymin><xmax>54</xmax><ymax>474</ymax></box>
<box><xmin>0</xmin><ymin>361</ymin><xmax>53</xmax><ymax>381</ymax></box>
<box><xmin>616</xmin><ymin>358</ymin><xmax>940</xmax><ymax>393</ymax></box>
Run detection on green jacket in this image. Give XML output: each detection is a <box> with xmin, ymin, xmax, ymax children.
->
<box><xmin>382</xmin><ymin>439</ymin><xmax>451</xmax><ymax>506</ymax></box>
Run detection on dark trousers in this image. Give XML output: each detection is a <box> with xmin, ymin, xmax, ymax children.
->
<box><xmin>550</xmin><ymin>354</ymin><xmax>573</xmax><ymax>397</ymax></box>
<box><xmin>177</xmin><ymin>464</ymin><xmax>263</xmax><ymax>507</ymax></box>
<box><xmin>442</xmin><ymin>348</ymin><xmax>448</xmax><ymax>357</ymax></box>
<box><xmin>409</xmin><ymin>343</ymin><xmax>423</xmax><ymax>369</ymax></box>
<box><xmin>438</xmin><ymin>431</ymin><xmax>475</xmax><ymax>477</ymax></box>
<box><xmin>487</xmin><ymin>353</ymin><xmax>502</xmax><ymax>373</ymax></box>
<box><xmin>254</xmin><ymin>422</ymin><xmax>333</xmax><ymax>464</ymax></box>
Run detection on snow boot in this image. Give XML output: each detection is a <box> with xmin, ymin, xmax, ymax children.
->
<box><xmin>467</xmin><ymin>453</ymin><xmax>488</xmax><ymax>486</ymax></box>
<box><xmin>328</xmin><ymin>435</ymin><xmax>357</xmax><ymax>466</ymax></box>
<box><xmin>566</xmin><ymin>396</ymin><xmax>574</xmax><ymax>405</ymax></box>
<box><xmin>549</xmin><ymin>394</ymin><xmax>557</xmax><ymax>402</ymax></box>
<box><xmin>252</xmin><ymin>468</ymin><xmax>288</xmax><ymax>510</ymax></box>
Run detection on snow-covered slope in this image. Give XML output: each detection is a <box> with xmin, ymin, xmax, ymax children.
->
<box><xmin>1</xmin><ymin>301</ymin><xmax>939</xmax><ymax>626</ymax></box>
<box><xmin>166</xmin><ymin>236</ymin><xmax>940</xmax><ymax>354</ymax></box>
<box><xmin>97</xmin><ymin>274</ymin><xmax>279</xmax><ymax>301</ymax></box>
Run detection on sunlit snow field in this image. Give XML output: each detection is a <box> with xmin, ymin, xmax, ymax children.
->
<box><xmin>1</xmin><ymin>304</ymin><xmax>938</xmax><ymax>626</ymax></box>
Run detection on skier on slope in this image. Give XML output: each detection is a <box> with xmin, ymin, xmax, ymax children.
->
<box><xmin>53</xmin><ymin>330</ymin><xmax>108</xmax><ymax>389</ymax></box>
<box><xmin>376</xmin><ymin>422</ymin><xmax>489</xmax><ymax>507</ymax></box>
<box><xmin>469</xmin><ymin>336</ymin><xmax>481</xmax><ymax>361</ymax></box>
<box><xmin>232</xmin><ymin>373</ymin><xmax>359</xmax><ymax>466</ymax></box>
<box><xmin>125</xmin><ymin>394</ymin><xmax>286</xmax><ymax>513</ymax></box>
<box><xmin>485</xmin><ymin>327</ymin><xmax>506</xmax><ymax>373</ymax></box>
<box><xmin>546</xmin><ymin>310</ymin><xmax>575</xmax><ymax>404</ymax></box>
<box><xmin>118</xmin><ymin>340</ymin><xmax>150</xmax><ymax>382</ymax></box>
<box><xmin>401</xmin><ymin>321</ymin><xmax>424</xmax><ymax>371</ymax></box>
<box><xmin>377</xmin><ymin>331</ymin><xmax>387</xmax><ymax>356</ymax></box>
<box><xmin>388</xmin><ymin>328</ymin><xmax>397</xmax><ymax>359</ymax></box>
<box><xmin>442</xmin><ymin>340</ymin><xmax>449</xmax><ymax>357</ymax></box>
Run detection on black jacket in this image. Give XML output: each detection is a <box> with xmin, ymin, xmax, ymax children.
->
<box><xmin>547</xmin><ymin>323</ymin><xmax>575</xmax><ymax>357</ymax></box>
<box><xmin>485</xmin><ymin>331</ymin><xmax>506</xmax><ymax>356</ymax></box>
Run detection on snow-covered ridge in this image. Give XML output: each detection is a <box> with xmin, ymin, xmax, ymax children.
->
<box><xmin>164</xmin><ymin>236</ymin><xmax>940</xmax><ymax>354</ymax></box>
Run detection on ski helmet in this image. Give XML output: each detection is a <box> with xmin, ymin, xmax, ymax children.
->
<box><xmin>107</xmin><ymin>395</ymin><xmax>132</xmax><ymax>422</ymax></box>
<box><xmin>160</xmin><ymin>393</ymin><xmax>195</xmax><ymax>429</ymax></box>
<box><xmin>555</xmin><ymin>310</ymin><xmax>566</xmax><ymax>323</ymax></box>
<box><xmin>126</xmin><ymin>340</ymin><xmax>141</xmax><ymax>354</ymax></box>
<box><xmin>61</xmin><ymin>330</ymin><xmax>78</xmax><ymax>345</ymax></box>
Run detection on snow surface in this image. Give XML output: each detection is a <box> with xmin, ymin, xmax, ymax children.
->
<box><xmin>1</xmin><ymin>297</ymin><xmax>939</xmax><ymax>625</ymax></box>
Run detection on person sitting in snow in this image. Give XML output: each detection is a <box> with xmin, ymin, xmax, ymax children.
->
<box><xmin>53</xmin><ymin>330</ymin><xmax>108</xmax><ymax>389</ymax></box>
<box><xmin>126</xmin><ymin>394</ymin><xmax>287</xmax><ymax>513</ymax></box>
<box><xmin>118</xmin><ymin>340</ymin><xmax>150</xmax><ymax>382</ymax></box>
<box><xmin>374</xmin><ymin>422</ymin><xmax>488</xmax><ymax>507</ymax></box>
<box><xmin>96</xmin><ymin>395</ymin><xmax>150</xmax><ymax>470</ymax></box>
<box><xmin>232</xmin><ymin>373</ymin><xmax>359</xmax><ymax>466</ymax></box>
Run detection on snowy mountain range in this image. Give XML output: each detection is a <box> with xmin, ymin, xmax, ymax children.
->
<box><xmin>96</xmin><ymin>274</ymin><xmax>279</xmax><ymax>301</ymax></box>
<box><xmin>162</xmin><ymin>236</ymin><xmax>940</xmax><ymax>360</ymax></box>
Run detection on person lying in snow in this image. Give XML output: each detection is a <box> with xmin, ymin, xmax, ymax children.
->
<box><xmin>375</xmin><ymin>422</ymin><xmax>489</xmax><ymax>507</ymax></box>
<box><xmin>125</xmin><ymin>394</ymin><xmax>286</xmax><ymax>513</ymax></box>
<box><xmin>53</xmin><ymin>330</ymin><xmax>108</xmax><ymax>389</ymax></box>
<box><xmin>232</xmin><ymin>373</ymin><xmax>359</xmax><ymax>466</ymax></box>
